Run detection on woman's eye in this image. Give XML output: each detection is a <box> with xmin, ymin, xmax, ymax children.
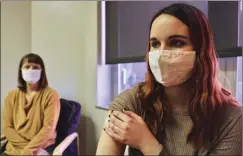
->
<box><xmin>23</xmin><ymin>65</ymin><xmax>30</xmax><ymax>69</ymax></box>
<box><xmin>150</xmin><ymin>41</ymin><xmax>161</xmax><ymax>48</ymax></box>
<box><xmin>170</xmin><ymin>40</ymin><xmax>186</xmax><ymax>48</ymax></box>
<box><xmin>33</xmin><ymin>66</ymin><xmax>40</xmax><ymax>70</ymax></box>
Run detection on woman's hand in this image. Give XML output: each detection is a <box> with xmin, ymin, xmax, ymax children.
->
<box><xmin>21</xmin><ymin>148</ymin><xmax>49</xmax><ymax>156</ymax></box>
<box><xmin>104</xmin><ymin>110</ymin><xmax>162</xmax><ymax>155</ymax></box>
<box><xmin>36</xmin><ymin>148</ymin><xmax>50</xmax><ymax>156</ymax></box>
<box><xmin>21</xmin><ymin>149</ymin><xmax>34</xmax><ymax>156</ymax></box>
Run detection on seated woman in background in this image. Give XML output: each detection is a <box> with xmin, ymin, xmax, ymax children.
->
<box><xmin>1</xmin><ymin>53</ymin><xmax>60</xmax><ymax>156</ymax></box>
<box><xmin>96</xmin><ymin>3</ymin><xmax>242</xmax><ymax>156</ymax></box>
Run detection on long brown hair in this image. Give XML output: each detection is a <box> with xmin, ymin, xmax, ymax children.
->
<box><xmin>138</xmin><ymin>3</ymin><xmax>239</xmax><ymax>150</ymax></box>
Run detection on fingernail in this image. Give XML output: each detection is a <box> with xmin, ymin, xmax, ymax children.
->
<box><xmin>123</xmin><ymin>108</ymin><xmax>128</xmax><ymax>112</ymax></box>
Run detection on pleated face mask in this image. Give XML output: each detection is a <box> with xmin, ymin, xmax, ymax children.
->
<box><xmin>22</xmin><ymin>69</ymin><xmax>41</xmax><ymax>84</ymax></box>
<box><xmin>148</xmin><ymin>50</ymin><xmax>196</xmax><ymax>87</ymax></box>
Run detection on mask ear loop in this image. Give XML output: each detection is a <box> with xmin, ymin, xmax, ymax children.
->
<box><xmin>156</xmin><ymin>50</ymin><xmax>160</xmax><ymax>60</ymax></box>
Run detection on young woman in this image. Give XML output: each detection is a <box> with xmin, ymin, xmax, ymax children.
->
<box><xmin>96</xmin><ymin>3</ymin><xmax>242</xmax><ymax>155</ymax></box>
<box><xmin>1</xmin><ymin>53</ymin><xmax>60</xmax><ymax>155</ymax></box>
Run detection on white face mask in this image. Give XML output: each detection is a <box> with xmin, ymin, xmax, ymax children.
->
<box><xmin>149</xmin><ymin>50</ymin><xmax>196</xmax><ymax>87</ymax></box>
<box><xmin>21</xmin><ymin>69</ymin><xmax>41</xmax><ymax>84</ymax></box>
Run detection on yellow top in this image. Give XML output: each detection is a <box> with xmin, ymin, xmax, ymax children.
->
<box><xmin>3</xmin><ymin>87</ymin><xmax>60</xmax><ymax>155</ymax></box>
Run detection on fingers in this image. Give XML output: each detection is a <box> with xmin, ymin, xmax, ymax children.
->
<box><xmin>109</xmin><ymin>114</ymin><xmax>126</xmax><ymax>130</ymax></box>
<box><xmin>108</xmin><ymin>120</ymin><xmax>125</xmax><ymax>136</ymax></box>
<box><xmin>123</xmin><ymin>110</ymin><xmax>142</xmax><ymax>121</ymax></box>
<box><xmin>112</xmin><ymin>110</ymin><xmax>132</xmax><ymax>123</ymax></box>
<box><xmin>104</xmin><ymin>127</ymin><xmax>124</xmax><ymax>143</ymax></box>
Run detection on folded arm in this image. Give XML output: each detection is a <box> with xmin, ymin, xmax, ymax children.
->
<box><xmin>3</xmin><ymin>95</ymin><xmax>29</xmax><ymax>146</ymax></box>
<box><xmin>21</xmin><ymin>91</ymin><xmax>60</xmax><ymax>155</ymax></box>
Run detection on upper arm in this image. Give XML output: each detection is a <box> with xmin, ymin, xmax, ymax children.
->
<box><xmin>3</xmin><ymin>90</ymin><xmax>29</xmax><ymax>143</ymax></box>
<box><xmin>96</xmin><ymin>87</ymin><xmax>140</xmax><ymax>155</ymax></box>
<box><xmin>3</xmin><ymin>92</ymin><xmax>14</xmax><ymax>128</ymax></box>
<box><xmin>96</xmin><ymin>111</ymin><xmax>126</xmax><ymax>155</ymax></box>
<box><xmin>43</xmin><ymin>90</ymin><xmax>60</xmax><ymax>130</ymax></box>
<box><xmin>208</xmin><ymin>114</ymin><xmax>242</xmax><ymax>155</ymax></box>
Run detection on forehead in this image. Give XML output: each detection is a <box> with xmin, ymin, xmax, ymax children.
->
<box><xmin>150</xmin><ymin>14</ymin><xmax>190</xmax><ymax>39</ymax></box>
<box><xmin>22</xmin><ymin>59</ymin><xmax>41</xmax><ymax>67</ymax></box>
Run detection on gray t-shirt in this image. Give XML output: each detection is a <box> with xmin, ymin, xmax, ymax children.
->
<box><xmin>109</xmin><ymin>86</ymin><xmax>242</xmax><ymax>155</ymax></box>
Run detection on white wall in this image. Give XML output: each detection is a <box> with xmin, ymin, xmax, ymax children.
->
<box><xmin>31</xmin><ymin>1</ymin><xmax>107</xmax><ymax>154</ymax></box>
<box><xmin>1</xmin><ymin>1</ymin><xmax>108</xmax><ymax>154</ymax></box>
<box><xmin>1</xmin><ymin>1</ymin><xmax>31</xmax><ymax>125</ymax></box>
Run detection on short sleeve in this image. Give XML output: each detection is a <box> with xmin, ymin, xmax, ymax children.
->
<box><xmin>109</xmin><ymin>86</ymin><xmax>140</xmax><ymax>115</ymax></box>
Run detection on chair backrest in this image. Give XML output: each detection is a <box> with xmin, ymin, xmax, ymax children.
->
<box><xmin>55</xmin><ymin>98</ymin><xmax>81</xmax><ymax>156</ymax></box>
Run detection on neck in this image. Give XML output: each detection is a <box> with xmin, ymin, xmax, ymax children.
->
<box><xmin>164</xmin><ymin>81</ymin><xmax>192</xmax><ymax>112</ymax></box>
<box><xmin>26</xmin><ymin>83</ymin><xmax>39</xmax><ymax>94</ymax></box>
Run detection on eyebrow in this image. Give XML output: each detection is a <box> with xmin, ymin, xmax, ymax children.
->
<box><xmin>150</xmin><ymin>34</ymin><xmax>189</xmax><ymax>41</ymax></box>
<box><xmin>169</xmin><ymin>34</ymin><xmax>189</xmax><ymax>40</ymax></box>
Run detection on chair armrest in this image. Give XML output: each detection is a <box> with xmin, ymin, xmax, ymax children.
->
<box><xmin>0</xmin><ymin>135</ymin><xmax>6</xmax><ymax>142</ymax></box>
<box><xmin>53</xmin><ymin>132</ymin><xmax>80</xmax><ymax>155</ymax></box>
<box><xmin>1</xmin><ymin>135</ymin><xmax>8</xmax><ymax>150</ymax></box>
